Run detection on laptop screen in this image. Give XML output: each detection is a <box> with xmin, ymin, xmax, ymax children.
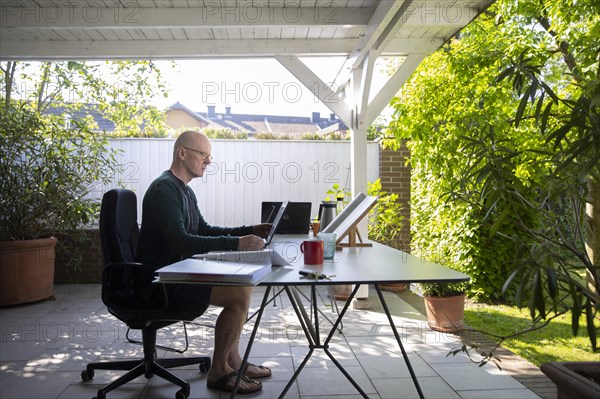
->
<box><xmin>264</xmin><ymin>201</ymin><xmax>288</xmax><ymax>245</ymax></box>
<box><xmin>261</xmin><ymin>201</ymin><xmax>312</xmax><ymax>234</ymax></box>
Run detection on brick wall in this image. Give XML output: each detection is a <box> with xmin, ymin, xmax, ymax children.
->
<box><xmin>378</xmin><ymin>141</ymin><xmax>411</xmax><ymax>252</ymax></box>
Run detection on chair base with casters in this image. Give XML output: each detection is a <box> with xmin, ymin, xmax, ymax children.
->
<box><xmin>125</xmin><ymin>321</ymin><xmax>192</xmax><ymax>354</ymax></box>
<box><xmin>81</xmin><ymin>324</ymin><xmax>211</xmax><ymax>399</ymax></box>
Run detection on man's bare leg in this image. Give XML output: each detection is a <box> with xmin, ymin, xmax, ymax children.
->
<box><xmin>206</xmin><ymin>285</ymin><xmax>262</xmax><ymax>391</ymax></box>
<box><xmin>227</xmin><ymin>337</ymin><xmax>272</xmax><ymax>378</ymax></box>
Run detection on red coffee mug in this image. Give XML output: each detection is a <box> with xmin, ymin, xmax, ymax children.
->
<box><xmin>300</xmin><ymin>239</ymin><xmax>324</xmax><ymax>265</ymax></box>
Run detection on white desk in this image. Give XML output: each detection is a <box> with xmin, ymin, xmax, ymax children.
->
<box><xmin>234</xmin><ymin>237</ymin><xmax>469</xmax><ymax>398</ymax></box>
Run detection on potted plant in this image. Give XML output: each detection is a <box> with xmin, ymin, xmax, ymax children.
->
<box><xmin>0</xmin><ymin>103</ymin><xmax>119</xmax><ymax>305</ymax></box>
<box><xmin>326</xmin><ymin>183</ymin><xmax>350</xmax><ymax>214</ymax></box>
<box><xmin>420</xmin><ymin>282</ymin><xmax>467</xmax><ymax>333</ymax></box>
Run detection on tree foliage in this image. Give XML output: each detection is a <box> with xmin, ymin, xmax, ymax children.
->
<box><xmin>0</xmin><ymin>61</ymin><xmax>171</xmax><ymax>137</ymax></box>
<box><xmin>386</xmin><ymin>0</ymin><xmax>599</xmax><ymax>350</ymax></box>
<box><xmin>387</xmin><ymin>5</ymin><xmax>548</xmax><ymax>301</ymax></box>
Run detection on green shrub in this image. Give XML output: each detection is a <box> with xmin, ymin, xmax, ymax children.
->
<box><xmin>384</xmin><ymin>9</ymin><xmax>551</xmax><ymax>302</ymax></box>
<box><xmin>253</xmin><ymin>131</ymin><xmax>294</xmax><ymax>140</ymax></box>
<box><xmin>0</xmin><ymin>103</ymin><xmax>121</xmax><ymax>241</ymax></box>
<box><xmin>420</xmin><ymin>282</ymin><xmax>467</xmax><ymax>297</ymax></box>
<box><xmin>299</xmin><ymin>132</ymin><xmax>324</xmax><ymax>140</ymax></box>
<box><xmin>367</xmin><ymin>179</ymin><xmax>404</xmax><ymax>248</ymax></box>
<box><xmin>202</xmin><ymin>127</ymin><xmax>247</xmax><ymax>139</ymax></box>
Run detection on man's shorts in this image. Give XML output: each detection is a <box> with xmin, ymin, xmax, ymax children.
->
<box><xmin>167</xmin><ymin>283</ymin><xmax>213</xmax><ymax>305</ymax></box>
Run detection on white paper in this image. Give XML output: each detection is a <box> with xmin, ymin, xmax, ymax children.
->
<box><xmin>196</xmin><ymin>248</ymin><xmax>290</xmax><ymax>267</ymax></box>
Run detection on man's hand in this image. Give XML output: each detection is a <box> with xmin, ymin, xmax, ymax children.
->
<box><xmin>252</xmin><ymin>223</ymin><xmax>272</xmax><ymax>239</ymax></box>
<box><xmin>238</xmin><ymin>235</ymin><xmax>265</xmax><ymax>251</ymax></box>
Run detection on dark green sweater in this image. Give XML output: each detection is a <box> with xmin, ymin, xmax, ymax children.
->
<box><xmin>137</xmin><ymin>171</ymin><xmax>253</xmax><ymax>267</ymax></box>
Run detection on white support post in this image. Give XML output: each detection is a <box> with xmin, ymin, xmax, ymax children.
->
<box><xmin>350</xmin><ymin>67</ymin><xmax>370</xmax><ymax>302</ymax></box>
<box><xmin>351</xmin><ymin>125</ymin><xmax>369</xmax><ymax>303</ymax></box>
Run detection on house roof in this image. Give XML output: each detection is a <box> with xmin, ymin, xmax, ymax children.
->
<box><xmin>43</xmin><ymin>104</ymin><xmax>116</xmax><ymax>132</ymax></box>
<box><xmin>43</xmin><ymin>101</ymin><xmax>344</xmax><ymax>135</ymax></box>
<box><xmin>180</xmin><ymin>104</ymin><xmax>345</xmax><ymax>134</ymax></box>
<box><xmin>168</xmin><ymin>102</ymin><xmax>212</xmax><ymax>125</ymax></box>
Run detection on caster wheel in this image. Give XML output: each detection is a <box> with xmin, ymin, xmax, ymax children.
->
<box><xmin>81</xmin><ymin>369</ymin><xmax>94</xmax><ymax>381</ymax></box>
<box><xmin>199</xmin><ymin>359</ymin><xmax>211</xmax><ymax>373</ymax></box>
<box><xmin>95</xmin><ymin>392</ymin><xmax>106</xmax><ymax>399</ymax></box>
<box><xmin>175</xmin><ymin>389</ymin><xmax>189</xmax><ymax>399</ymax></box>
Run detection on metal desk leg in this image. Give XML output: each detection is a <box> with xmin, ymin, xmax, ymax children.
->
<box><xmin>246</xmin><ymin>286</ymin><xmax>285</xmax><ymax>323</ymax></box>
<box><xmin>327</xmin><ymin>285</ymin><xmax>343</xmax><ymax>332</ymax></box>
<box><xmin>288</xmin><ymin>286</ymin><xmax>317</xmax><ymax>342</ymax></box>
<box><xmin>293</xmin><ymin>286</ymin><xmax>343</xmax><ymax>333</ymax></box>
<box><xmin>231</xmin><ymin>285</ymin><xmax>272</xmax><ymax>399</ymax></box>
<box><xmin>277</xmin><ymin>286</ymin><xmax>317</xmax><ymax>398</ymax></box>
<box><xmin>374</xmin><ymin>284</ymin><xmax>425</xmax><ymax>399</ymax></box>
<box><xmin>246</xmin><ymin>285</ymin><xmax>418</xmax><ymax>399</ymax></box>
<box><xmin>280</xmin><ymin>284</ymin><xmax>369</xmax><ymax>399</ymax></box>
<box><xmin>321</xmin><ymin>284</ymin><xmax>368</xmax><ymax>398</ymax></box>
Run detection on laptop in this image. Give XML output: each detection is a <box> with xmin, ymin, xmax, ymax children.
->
<box><xmin>263</xmin><ymin>201</ymin><xmax>288</xmax><ymax>245</ymax></box>
<box><xmin>261</xmin><ymin>201</ymin><xmax>311</xmax><ymax>234</ymax></box>
<box><xmin>202</xmin><ymin>202</ymin><xmax>288</xmax><ymax>260</ymax></box>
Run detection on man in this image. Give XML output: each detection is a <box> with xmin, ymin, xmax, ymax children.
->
<box><xmin>137</xmin><ymin>130</ymin><xmax>271</xmax><ymax>394</ymax></box>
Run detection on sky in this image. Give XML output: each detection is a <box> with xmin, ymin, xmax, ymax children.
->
<box><xmin>10</xmin><ymin>57</ymin><xmax>394</xmax><ymax>121</ymax></box>
<box><xmin>152</xmin><ymin>58</ymin><xmax>393</xmax><ymax>119</ymax></box>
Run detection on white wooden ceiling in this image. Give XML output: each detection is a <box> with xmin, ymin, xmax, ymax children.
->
<box><xmin>1</xmin><ymin>1</ymin><xmax>491</xmax><ymax>59</ymax></box>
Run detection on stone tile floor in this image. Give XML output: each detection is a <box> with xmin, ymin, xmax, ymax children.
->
<box><xmin>0</xmin><ymin>284</ymin><xmax>551</xmax><ymax>399</ymax></box>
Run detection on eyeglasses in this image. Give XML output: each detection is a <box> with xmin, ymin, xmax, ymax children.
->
<box><xmin>183</xmin><ymin>147</ymin><xmax>213</xmax><ymax>161</ymax></box>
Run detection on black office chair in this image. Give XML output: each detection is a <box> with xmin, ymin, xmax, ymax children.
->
<box><xmin>81</xmin><ymin>189</ymin><xmax>211</xmax><ymax>399</ymax></box>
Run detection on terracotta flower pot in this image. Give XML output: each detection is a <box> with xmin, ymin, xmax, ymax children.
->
<box><xmin>331</xmin><ymin>284</ymin><xmax>352</xmax><ymax>301</ymax></box>
<box><xmin>0</xmin><ymin>237</ymin><xmax>58</xmax><ymax>306</ymax></box>
<box><xmin>379</xmin><ymin>283</ymin><xmax>408</xmax><ymax>292</ymax></box>
<box><xmin>424</xmin><ymin>294</ymin><xmax>465</xmax><ymax>333</ymax></box>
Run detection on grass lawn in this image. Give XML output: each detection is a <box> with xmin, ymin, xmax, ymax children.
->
<box><xmin>463</xmin><ymin>303</ymin><xmax>599</xmax><ymax>367</ymax></box>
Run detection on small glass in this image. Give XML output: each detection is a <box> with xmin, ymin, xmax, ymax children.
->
<box><xmin>317</xmin><ymin>232</ymin><xmax>337</xmax><ymax>260</ymax></box>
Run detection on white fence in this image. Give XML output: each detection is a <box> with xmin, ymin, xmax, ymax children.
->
<box><xmin>96</xmin><ymin>139</ymin><xmax>380</xmax><ymax>226</ymax></box>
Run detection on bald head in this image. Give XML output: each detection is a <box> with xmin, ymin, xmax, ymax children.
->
<box><xmin>170</xmin><ymin>130</ymin><xmax>212</xmax><ymax>184</ymax></box>
<box><xmin>173</xmin><ymin>130</ymin><xmax>210</xmax><ymax>158</ymax></box>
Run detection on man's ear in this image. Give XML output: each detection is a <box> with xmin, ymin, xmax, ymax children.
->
<box><xmin>176</xmin><ymin>146</ymin><xmax>185</xmax><ymax>160</ymax></box>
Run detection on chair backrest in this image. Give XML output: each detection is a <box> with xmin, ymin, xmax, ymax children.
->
<box><xmin>99</xmin><ymin>189</ymin><xmax>139</xmax><ymax>265</ymax></box>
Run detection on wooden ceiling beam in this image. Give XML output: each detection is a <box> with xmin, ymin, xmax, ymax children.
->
<box><xmin>275</xmin><ymin>55</ymin><xmax>352</xmax><ymax>128</ymax></box>
<box><xmin>0</xmin><ymin>5</ymin><xmax>372</xmax><ymax>29</ymax></box>
<box><xmin>0</xmin><ymin>2</ymin><xmax>483</xmax><ymax>31</ymax></box>
<box><xmin>0</xmin><ymin>37</ymin><xmax>448</xmax><ymax>60</ymax></box>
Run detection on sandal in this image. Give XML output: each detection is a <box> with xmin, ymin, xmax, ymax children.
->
<box><xmin>207</xmin><ymin>371</ymin><xmax>262</xmax><ymax>394</ymax></box>
<box><xmin>242</xmin><ymin>362</ymin><xmax>272</xmax><ymax>379</ymax></box>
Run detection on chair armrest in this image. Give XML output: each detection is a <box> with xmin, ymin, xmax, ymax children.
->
<box><xmin>102</xmin><ymin>262</ymin><xmax>169</xmax><ymax>316</ymax></box>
